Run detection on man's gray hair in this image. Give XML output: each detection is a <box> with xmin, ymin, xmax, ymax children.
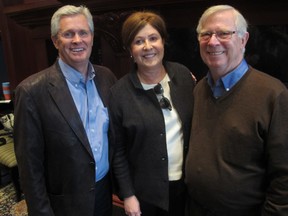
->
<box><xmin>51</xmin><ymin>5</ymin><xmax>94</xmax><ymax>38</ymax></box>
<box><xmin>196</xmin><ymin>5</ymin><xmax>248</xmax><ymax>38</ymax></box>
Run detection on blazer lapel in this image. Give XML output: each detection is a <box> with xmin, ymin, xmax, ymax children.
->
<box><xmin>47</xmin><ymin>64</ymin><xmax>94</xmax><ymax>158</ymax></box>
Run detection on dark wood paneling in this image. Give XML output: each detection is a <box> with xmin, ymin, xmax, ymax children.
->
<box><xmin>0</xmin><ymin>0</ymin><xmax>288</xmax><ymax>88</ymax></box>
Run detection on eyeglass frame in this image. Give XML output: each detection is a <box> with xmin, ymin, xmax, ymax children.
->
<box><xmin>198</xmin><ymin>30</ymin><xmax>237</xmax><ymax>42</ymax></box>
<box><xmin>153</xmin><ymin>83</ymin><xmax>172</xmax><ymax>111</ymax></box>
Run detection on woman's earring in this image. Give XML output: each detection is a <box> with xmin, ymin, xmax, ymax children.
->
<box><xmin>130</xmin><ymin>55</ymin><xmax>136</xmax><ymax>63</ymax></box>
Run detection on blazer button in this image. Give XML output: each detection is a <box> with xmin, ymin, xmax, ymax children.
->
<box><xmin>161</xmin><ymin>157</ymin><xmax>166</xmax><ymax>161</ymax></box>
<box><xmin>90</xmin><ymin>186</ymin><xmax>95</xmax><ymax>191</ymax></box>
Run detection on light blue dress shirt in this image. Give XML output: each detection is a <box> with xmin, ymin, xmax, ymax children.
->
<box><xmin>207</xmin><ymin>59</ymin><xmax>249</xmax><ymax>98</ymax></box>
<box><xmin>59</xmin><ymin>58</ymin><xmax>109</xmax><ymax>182</ymax></box>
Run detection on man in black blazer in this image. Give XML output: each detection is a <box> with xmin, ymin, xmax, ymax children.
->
<box><xmin>13</xmin><ymin>5</ymin><xmax>117</xmax><ymax>216</ymax></box>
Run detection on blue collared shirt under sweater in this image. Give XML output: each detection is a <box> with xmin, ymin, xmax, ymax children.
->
<box><xmin>207</xmin><ymin>59</ymin><xmax>249</xmax><ymax>98</ymax></box>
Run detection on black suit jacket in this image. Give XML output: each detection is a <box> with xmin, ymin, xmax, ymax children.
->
<box><xmin>14</xmin><ymin>62</ymin><xmax>117</xmax><ymax>216</ymax></box>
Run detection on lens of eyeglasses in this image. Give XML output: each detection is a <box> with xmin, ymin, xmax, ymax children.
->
<box><xmin>159</xmin><ymin>97</ymin><xmax>172</xmax><ymax>111</ymax></box>
<box><xmin>153</xmin><ymin>83</ymin><xmax>163</xmax><ymax>95</ymax></box>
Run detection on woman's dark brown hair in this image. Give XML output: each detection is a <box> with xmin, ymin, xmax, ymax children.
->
<box><xmin>122</xmin><ymin>11</ymin><xmax>167</xmax><ymax>51</ymax></box>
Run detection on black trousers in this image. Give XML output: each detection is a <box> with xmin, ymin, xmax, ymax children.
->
<box><xmin>94</xmin><ymin>174</ymin><xmax>112</xmax><ymax>216</ymax></box>
<box><xmin>139</xmin><ymin>179</ymin><xmax>186</xmax><ymax>216</ymax></box>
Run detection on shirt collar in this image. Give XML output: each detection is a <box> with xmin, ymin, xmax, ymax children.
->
<box><xmin>58</xmin><ymin>58</ymin><xmax>95</xmax><ymax>84</ymax></box>
<box><xmin>207</xmin><ymin>59</ymin><xmax>249</xmax><ymax>91</ymax></box>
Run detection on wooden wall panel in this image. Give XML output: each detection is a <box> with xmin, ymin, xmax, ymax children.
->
<box><xmin>0</xmin><ymin>0</ymin><xmax>288</xmax><ymax>89</ymax></box>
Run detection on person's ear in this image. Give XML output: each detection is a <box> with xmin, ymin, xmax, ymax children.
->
<box><xmin>51</xmin><ymin>36</ymin><xmax>59</xmax><ymax>50</ymax></box>
<box><xmin>241</xmin><ymin>32</ymin><xmax>249</xmax><ymax>47</ymax></box>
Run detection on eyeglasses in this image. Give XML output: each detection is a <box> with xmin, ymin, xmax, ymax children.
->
<box><xmin>198</xmin><ymin>31</ymin><xmax>236</xmax><ymax>42</ymax></box>
<box><xmin>153</xmin><ymin>83</ymin><xmax>172</xmax><ymax>111</ymax></box>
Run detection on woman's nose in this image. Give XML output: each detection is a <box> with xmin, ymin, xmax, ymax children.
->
<box><xmin>143</xmin><ymin>40</ymin><xmax>152</xmax><ymax>50</ymax></box>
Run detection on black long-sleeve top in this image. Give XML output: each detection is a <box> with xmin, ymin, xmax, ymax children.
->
<box><xmin>109</xmin><ymin>61</ymin><xmax>195</xmax><ymax>211</ymax></box>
